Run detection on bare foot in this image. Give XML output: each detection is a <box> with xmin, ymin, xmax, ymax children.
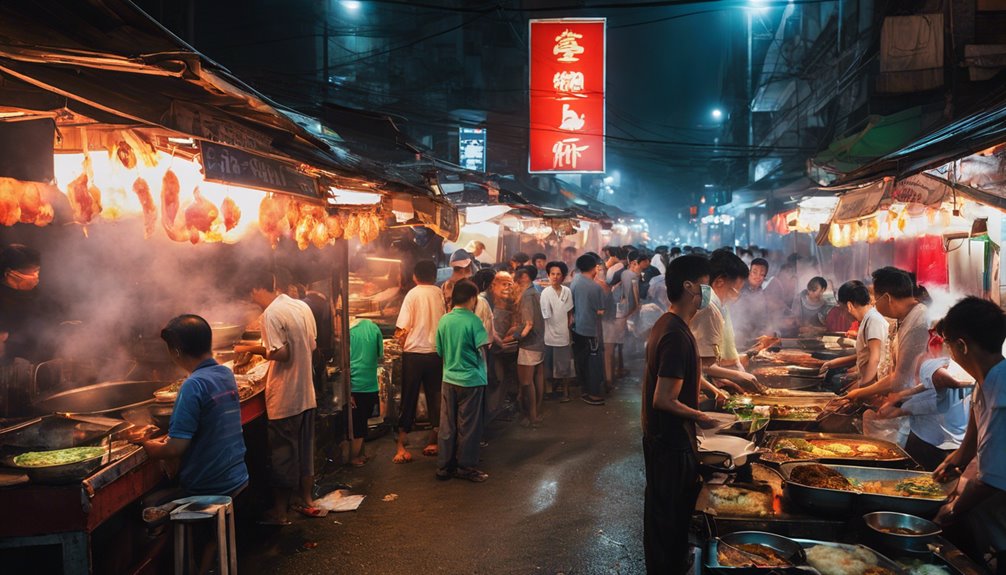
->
<box><xmin>393</xmin><ymin>449</ymin><xmax>413</xmax><ymax>464</ymax></box>
<box><xmin>422</xmin><ymin>444</ymin><xmax>438</xmax><ymax>457</ymax></box>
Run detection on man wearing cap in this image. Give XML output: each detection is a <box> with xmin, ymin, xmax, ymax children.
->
<box><xmin>442</xmin><ymin>249</ymin><xmax>474</xmax><ymax>309</ymax></box>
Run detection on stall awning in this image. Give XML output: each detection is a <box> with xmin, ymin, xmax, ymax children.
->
<box><xmin>831</xmin><ymin>178</ymin><xmax>894</xmax><ymax>224</ymax></box>
<box><xmin>0</xmin><ymin>0</ymin><xmax>373</xmax><ymax>192</ymax></box>
<box><xmin>809</xmin><ymin>107</ymin><xmax>924</xmax><ymax>185</ymax></box>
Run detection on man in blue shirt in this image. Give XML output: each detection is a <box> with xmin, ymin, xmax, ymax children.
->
<box><xmin>570</xmin><ymin>254</ymin><xmax>608</xmax><ymax>405</ymax></box>
<box><xmin>144</xmin><ymin>315</ymin><xmax>248</xmax><ymax>497</ymax></box>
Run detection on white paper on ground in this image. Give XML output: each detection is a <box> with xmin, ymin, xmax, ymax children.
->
<box><xmin>316</xmin><ymin>489</ymin><xmax>366</xmax><ymax>512</ymax></box>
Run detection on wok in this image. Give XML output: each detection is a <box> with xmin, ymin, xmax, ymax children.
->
<box><xmin>33</xmin><ymin>380</ymin><xmax>171</xmax><ymax>416</ymax></box>
<box><xmin>10</xmin><ymin>448</ymin><xmax>109</xmax><ymax>484</ymax></box>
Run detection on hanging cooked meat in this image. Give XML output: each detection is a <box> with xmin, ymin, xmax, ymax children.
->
<box><xmin>311</xmin><ymin>220</ymin><xmax>329</xmax><ymax>248</ymax></box>
<box><xmin>294</xmin><ymin>215</ymin><xmax>312</xmax><ymax>251</ymax></box>
<box><xmin>0</xmin><ymin>178</ymin><xmax>21</xmax><ymax>226</ymax></box>
<box><xmin>258</xmin><ymin>194</ymin><xmax>289</xmax><ymax>248</ymax></box>
<box><xmin>131</xmin><ymin>177</ymin><xmax>157</xmax><ymax>238</ymax></box>
<box><xmin>115</xmin><ymin>141</ymin><xmax>136</xmax><ymax>169</ymax></box>
<box><xmin>67</xmin><ymin>173</ymin><xmax>101</xmax><ymax>224</ymax></box>
<box><xmin>160</xmin><ymin>169</ymin><xmax>190</xmax><ymax>242</ymax></box>
<box><xmin>344</xmin><ymin>213</ymin><xmax>359</xmax><ymax>238</ymax></box>
<box><xmin>285</xmin><ymin>200</ymin><xmax>302</xmax><ymax>231</ymax></box>
<box><xmin>161</xmin><ymin>169</ymin><xmax>180</xmax><ymax>228</ymax></box>
<box><xmin>325</xmin><ymin>214</ymin><xmax>343</xmax><ymax>240</ymax></box>
<box><xmin>17</xmin><ymin>180</ymin><xmax>41</xmax><ymax>224</ymax></box>
<box><xmin>184</xmin><ymin>187</ymin><xmax>219</xmax><ymax>233</ymax></box>
<box><xmin>358</xmin><ymin>212</ymin><xmax>373</xmax><ymax>243</ymax></box>
<box><xmin>221</xmin><ymin>197</ymin><xmax>241</xmax><ymax>231</ymax></box>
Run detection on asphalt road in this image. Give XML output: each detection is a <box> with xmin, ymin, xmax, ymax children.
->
<box><xmin>239</xmin><ymin>379</ymin><xmax>647</xmax><ymax>575</ymax></box>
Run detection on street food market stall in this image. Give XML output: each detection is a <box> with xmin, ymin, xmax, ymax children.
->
<box><xmin>0</xmin><ymin>2</ymin><xmax>457</xmax><ymax>573</ymax></box>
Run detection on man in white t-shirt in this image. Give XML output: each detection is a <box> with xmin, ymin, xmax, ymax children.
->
<box><xmin>541</xmin><ymin>261</ymin><xmax>575</xmax><ymax>402</ymax></box>
<box><xmin>393</xmin><ymin>260</ymin><xmax>446</xmax><ymax>464</ymax></box>
<box><xmin>237</xmin><ymin>271</ymin><xmax>318</xmax><ymax>524</ymax></box>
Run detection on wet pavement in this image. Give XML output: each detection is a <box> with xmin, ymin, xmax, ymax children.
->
<box><xmin>240</xmin><ymin>377</ymin><xmax>647</xmax><ymax>575</ymax></box>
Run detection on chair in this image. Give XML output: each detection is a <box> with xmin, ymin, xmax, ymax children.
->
<box><xmin>169</xmin><ymin>495</ymin><xmax>237</xmax><ymax>575</ymax></box>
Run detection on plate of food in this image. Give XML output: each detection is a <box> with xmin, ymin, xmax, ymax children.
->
<box><xmin>153</xmin><ymin>379</ymin><xmax>184</xmax><ymax>403</ymax></box>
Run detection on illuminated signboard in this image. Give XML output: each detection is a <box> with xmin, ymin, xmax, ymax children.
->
<box><xmin>529</xmin><ymin>18</ymin><xmax>605</xmax><ymax>174</ymax></box>
<box><xmin>459</xmin><ymin>127</ymin><xmax>487</xmax><ymax>172</ymax></box>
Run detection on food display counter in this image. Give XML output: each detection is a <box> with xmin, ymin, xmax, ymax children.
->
<box><xmin>0</xmin><ymin>386</ymin><xmax>266</xmax><ymax>574</ymax></box>
<box><xmin>695</xmin><ymin>395</ymin><xmax>990</xmax><ymax>574</ymax></box>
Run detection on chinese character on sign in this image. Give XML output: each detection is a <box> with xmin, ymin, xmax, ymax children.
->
<box><xmin>552</xmin><ymin>138</ymin><xmax>589</xmax><ymax>170</ymax></box>
<box><xmin>553</xmin><ymin>29</ymin><xmax>585</xmax><ymax>62</ymax></box>
<box><xmin>552</xmin><ymin>71</ymin><xmax>585</xmax><ymax>95</ymax></box>
<box><xmin>559</xmin><ymin>104</ymin><xmax>585</xmax><ymax>131</ymax></box>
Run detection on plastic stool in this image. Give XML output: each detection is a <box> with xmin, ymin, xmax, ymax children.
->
<box><xmin>169</xmin><ymin>495</ymin><xmax>237</xmax><ymax>575</ymax></box>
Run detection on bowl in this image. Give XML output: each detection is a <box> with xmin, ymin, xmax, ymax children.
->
<box><xmin>863</xmin><ymin>511</ymin><xmax>941</xmax><ymax>553</ymax></box>
<box><xmin>698</xmin><ymin>435</ymin><xmax>759</xmax><ymax>468</ymax></box>
<box><xmin>210</xmin><ymin>322</ymin><xmax>245</xmax><ymax>349</ymax></box>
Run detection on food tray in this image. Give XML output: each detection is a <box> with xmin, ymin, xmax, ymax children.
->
<box><xmin>760</xmin><ymin>432</ymin><xmax>912</xmax><ymax>468</ymax></box>
<box><xmin>794</xmin><ymin>539</ymin><xmax>908</xmax><ymax>575</ymax></box>
<box><xmin>697</xmin><ymin>482</ymin><xmax>777</xmax><ymax>518</ymax></box>
<box><xmin>779</xmin><ymin>463</ymin><xmax>952</xmax><ymax>518</ymax></box>
<box><xmin>706</xmin><ymin>532</ymin><xmax>806</xmax><ymax>574</ymax></box>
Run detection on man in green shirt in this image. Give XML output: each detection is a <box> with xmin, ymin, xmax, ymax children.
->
<box><xmin>435</xmin><ymin>279</ymin><xmax>490</xmax><ymax>482</ymax></box>
<box><xmin>347</xmin><ymin>318</ymin><xmax>383</xmax><ymax>467</ymax></box>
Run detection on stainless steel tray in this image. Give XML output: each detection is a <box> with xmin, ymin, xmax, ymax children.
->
<box><xmin>795</xmin><ymin>539</ymin><xmax>908</xmax><ymax>574</ymax></box>
<box><xmin>780</xmin><ymin>463</ymin><xmax>952</xmax><ymax>518</ymax></box>
<box><xmin>760</xmin><ymin>432</ymin><xmax>912</xmax><ymax>468</ymax></box>
<box><xmin>705</xmin><ymin>531</ymin><xmax>806</xmax><ymax>574</ymax></box>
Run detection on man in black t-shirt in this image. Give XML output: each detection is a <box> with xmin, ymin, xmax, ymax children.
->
<box><xmin>642</xmin><ymin>254</ymin><xmax>719</xmax><ymax>574</ymax></box>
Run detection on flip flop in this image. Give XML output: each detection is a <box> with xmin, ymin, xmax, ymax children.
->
<box><xmin>422</xmin><ymin>445</ymin><xmax>438</xmax><ymax>457</ymax></box>
<box><xmin>292</xmin><ymin>505</ymin><xmax>328</xmax><ymax>518</ymax></box>
<box><xmin>392</xmin><ymin>451</ymin><xmax>413</xmax><ymax>464</ymax></box>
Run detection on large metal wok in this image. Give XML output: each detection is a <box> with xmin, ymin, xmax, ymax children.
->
<box><xmin>32</xmin><ymin>380</ymin><xmax>171</xmax><ymax>416</ymax></box>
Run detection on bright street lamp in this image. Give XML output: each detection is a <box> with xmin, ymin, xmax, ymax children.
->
<box><xmin>711</xmin><ymin>108</ymin><xmax>723</xmax><ymax>120</ymax></box>
<box><xmin>341</xmin><ymin>0</ymin><xmax>361</xmax><ymax>11</ymax></box>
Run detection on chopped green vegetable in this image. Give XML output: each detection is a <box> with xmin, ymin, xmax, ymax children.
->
<box><xmin>13</xmin><ymin>446</ymin><xmax>106</xmax><ymax>467</ymax></box>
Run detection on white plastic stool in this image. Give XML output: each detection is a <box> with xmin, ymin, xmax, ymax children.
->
<box><xmin>169</xmin><ymin>495</ymin><xmax>237</xmax><ymax>575</ymax></box>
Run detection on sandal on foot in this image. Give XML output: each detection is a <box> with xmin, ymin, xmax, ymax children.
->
<box><xmin>292</xmin><ymin>505</ymin><xmax>328</xmax><ymax>518</ymax></box>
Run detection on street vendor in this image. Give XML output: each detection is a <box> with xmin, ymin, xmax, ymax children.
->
<box><xmin>844</xmin><ymin>267</ymin><xmax>930</xmax><ymax>446</ymax></box>
<box><xmin>876</xmin><ymin>322</ymin><xmax>971</xmax><ymax>471</ymax></box>
<box><xmin>641</xmin><ymin>254</ymin><xmax>721</xmax><ymax>574</ymax></box>
<box><xmin>790</xmin><ymin>276</ymin><xmax>836</xmax><ymax>335</ymax></box>
<box><xmin>689</xmin><ymin>249</ymin><xmax>759</xmax><ymax>394</ymax></box>
<box><xmin>819</xmin><ymin>280</ymin><xmax>888</xmax><ymax>388</ymax></box>
<box><xmin>0</xmin><ymin>244</ymin><xmax>49</xmax><ymax>361</ymax></box>
<box><xmin>932</xmin><ymin>297</ymin><xmax>1006</xmax><ymax>569</ymax></box>
<box><xmin>142</xmin><ymin>315</ymin><xmax>248</xmax><ymax>497</ymax></box>
<box><xmin>236</xmin><ymin>271</ymin><xmax>320</xmax><ymax>524</ymax></box>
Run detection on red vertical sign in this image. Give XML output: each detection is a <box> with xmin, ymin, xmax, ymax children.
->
<box><xmin>529</xmin><ymin>19</ymin><xmax>605</xmax><ymax>174</ymax></box>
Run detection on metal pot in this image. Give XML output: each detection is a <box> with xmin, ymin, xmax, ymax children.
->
<box><xmin>210</xmin><ymin>322</ymin><xmax>245</xmax><ymax>349</ymax></box>
<box><xmin>863</xmin><ymin>512</ymin><xmax>942</xmax><ymax>554</ymax></box>
<box><xmin>32</xmin><ymin>380</ymin><xmax>170</xmax><ymax>416</ymax></box>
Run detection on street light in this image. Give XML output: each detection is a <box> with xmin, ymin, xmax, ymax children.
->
<box><xmin>711</xmin><ymin>108</ymin><xmax>723</xmax><ymax>120</ymax></box>
<box><xmin>341</xmin><ymin>0</ymin><xmax>361</xmax><ymax>11</ymax></box>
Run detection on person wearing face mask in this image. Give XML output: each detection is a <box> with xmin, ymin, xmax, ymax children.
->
<box><xmin>690</xmin><ymin>250</ymin><xmax>760</xmax><ymax>394</ymax></box>
<box><xmin>641</xmin><ymin>254</ymin><xmax>723</xmax><ymax>574</ymax></box>
<box><xmin>0</xmin><ymin>244</ymin><xmax>47</xmax><ymax>361</ymax></box>
<box><xmin>820</xmin><ymin>281</ymin><xmax>888</xmax><ymax>388</ymax></box>
<box><xmin>845</xmin><ymin>267</ymin><xmax>930</xmax><ymax>446</ymax></box>
<box><xmin>930</xmin><ymin>297</ymin><xmax>1006</xmax><ymax>569</ymax></box>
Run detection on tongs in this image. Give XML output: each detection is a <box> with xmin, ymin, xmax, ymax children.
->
<box><xmin>815</xmin><ymin>396</ymin><xmax>864</xmax><ymax>422</ymax></box>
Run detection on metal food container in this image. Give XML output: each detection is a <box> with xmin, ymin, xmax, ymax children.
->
<box><xmin>9</xmin><ymin>448</ymin><xmax>109</xmax><ymax>484</ymax></box>
<box><xmin>863</xmin><ymin>512</ymin><xmax>942</xmax><ymax>554</ymax></box>
<box><xmin>762</xmin><ymin>432</ymin><xmax>912</xmax><ymax>468</ymax></box>
<box><xmin>794</xmin><ymin>539</ymin><xmax>908</xmax><ymax>575</ymax></box>
<box><xmin>780</xmin><ymin>463</ymin><xmax>952</xmax><ymax>518</ymax></box>
<box><xmin>705</xmin><ymin>531</ymin><xmax>806</xmax><ymax>574</ymax></box>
